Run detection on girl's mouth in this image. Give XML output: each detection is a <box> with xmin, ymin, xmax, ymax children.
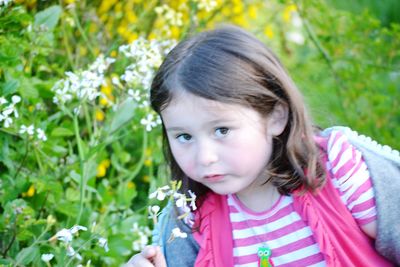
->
<box><xmin>203</xmin><ymin>174</ymin><xmax>225</xmax><ymax>182</ymax></box>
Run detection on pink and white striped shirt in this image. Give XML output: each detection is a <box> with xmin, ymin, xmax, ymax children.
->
<box><xmin>228</xmin><ymin>131</ymin><xmax>377</xmax><ymax>267</ymax></box>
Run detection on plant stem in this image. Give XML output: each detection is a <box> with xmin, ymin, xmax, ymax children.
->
<box><xmin>71</xmin><ymin>6</ymin><xmax>96</xmax><ymax>57</ymax></box>
<box><xmin>34</xmin><ymin>146</ymin><xmax>45</xmax><ymax>175</ymax></box>
<box><xmin>83</xmin><ymin>103</ymin><xmax>93</xmax><ymax>138</ymax></box>
<box><xmin>13</xmin><ymin>139</ymin><xmax>29</xmax><ymax>180</ymax></box>
<box><xmin>59</xmin><ymin>0</ymin><xmax>75</xmax><ymax>70</ymax></box>
<box><xmin>73</xmin><ymin>115</ymin><xmax>86</xmax><ymax>224</ymax></box>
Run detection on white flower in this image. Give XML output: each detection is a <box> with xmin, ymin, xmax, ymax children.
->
<box><xmin>54</xmin><ymin>225</ymin><xmax>87</xmax><ymax>243</ymax></box>
<box><xmin>19</xmin><ymin>124</ymin><xmax>35</xmax><ymax>135</ymax></box>
<box><xmin>112</xmin><ymin>76</ymin><xmax>121</xmax><ymax>86</ymax></box>
<box><xmin>3</xmin><ymin>117</ymin><xmax>12</xmax><ymax>128</ymax></box>
<box><xmin>11</xmin><ymin>95</ymin><xmax>21</xmax><ymax>104</ymax></box>
<box><xmin>55</xmin><ymin>228</ymin><xmax>73</xmax><ymax>243</ymax></box>
<box><xmin>119</xmin><ymin>38</ymin><xmax>175</xmax><ymax>90</ymax></box>
<box><xmin>66</xmin><ymin>245</ymin><xmax>82</xmax><ymax>261</ymax></box>
<box><xmin>149</xmin><ymin>185</ymin><xmax>171</xmax><ymax>201</ymax></box>
<box><xmin>151</xmin><ymin>205</ymin><xmax>160</xmax><ymax>214</ymax></box>
<box><xmin>70</xmin><ymin>225</ymin><xmax>88</xmax><ymax>234</ymax></box>
<box><xmin>51</xmin><ymin>55</ymin><xmax>114</xmax><ymax>106</ymax></box>
<box><xmin>2</xmin><ymin>105</ymin><xmax>14</xmax><ymax>116</ymax></box>
<box><xmin>0</xmin><ymin>97</ymin><xmax>7</xmax><ymax>105</ymax></box>
<box><xmin>174</xmin><ymin>193</ymin><xmax>186</xmax><ymax>208</ymax></box>
<box><xmin>131</xmin><ymin>223</ymin><xmax>151</xmax><ymax>251</ymax></box>
<box><xmin>98</xmin><ymin>237</ymin><xmax>109</xmax><ymax>252</ymax></box>
<box><xmin>0</xmin><ymin>0</ymin><xmax>13</xmax><ymax>7</ymax></box>
<box><xmin>171</xmin><ymin>227</ymin><xmax>187</xmax><ymax>239</ymax></box>
<box><xmin>41</xmin><ymin>253</ymin><xmax>54</xmax><ymax>262</ymax></box>
<box><xmin>286</xmin><ymin>31</ymin><xmax>305</xmax><ymax>45</ymax></box>
<box><xmin>188</xmin><ymin>190</ymin><xmax>197</xmax><ymax>210</ymax></box>
<box><xmin>36</xmin><ymin>128</ymin><xmax>47</xmax><ymax>141</ymax></box>
<box><xmin>140</xmin><ymin>113</ymin><xmax>159</xmax><ymax>132</ymax></box>
<box><xmin>127</xmin><ymin>89</ymin><xmax>141</xmax><ymax>102</ymax></box>
<box><xmin>291</xmin><ymin>13</ymin><xmax>303</xmax><ymax>28</ymax></box>
<box><xmin>195</xmin><ymin>0</ymin><xmax>218</xmax><ymax>12</ymax></box>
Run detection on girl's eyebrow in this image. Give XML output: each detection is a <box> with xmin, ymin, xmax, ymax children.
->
<box><xmin>165</xmin><ymin>119</ymin><xmax>236</xmax><ymax>132</ymax></box>
<box><xmin>165</xmin><ymin>126</ymin><xmax>184</xmax><ymax>132</ymax></box>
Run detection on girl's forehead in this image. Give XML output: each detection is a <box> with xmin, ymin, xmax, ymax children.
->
<box><xmin>161</xmin><ymin>91</ymin><xmax>265</xmax><ymax>126</ymax></box>
<box><xmin>166</xmin><ymin>92</ymin><xmax>235</xmax><ymax>113</ymax></box>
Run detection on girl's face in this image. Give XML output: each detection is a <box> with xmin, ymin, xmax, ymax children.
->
<box><xmin>161</xmin><ymin>92</ymin><xmax>287</xmax><ymax>197</ymax></box>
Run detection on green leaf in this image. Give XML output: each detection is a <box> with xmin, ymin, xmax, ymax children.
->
<box><xmin>109</xmin><ymin>99</ymin><xmax>136</xmax><ymax>133</ymax></box>
<box><xmin>2</xmin><ymin>79</ymin><xmax>19</xmax><ymax>96</ymax></box>
<box><xmin>51</xmin><ymin>127</ymin><xmax>74</xmax><ymax>137</ymax></box>
<box><xmin>66</xmin><ymin>187</ymin><xmax>80</xmax><ymax>202</ymax></box>
<box><xmin>18</xmin><ymin>78</ymin><xmax>39</xmax><ymax>100</ymax></box>
<box><xmin>34</xmin><ymin>5</ymin><xmax>62</xmax><ymax>30</ymax></box>
<box><xmin>56</xmin><ymin>200</ymin><xmax>79</xmax><ymax>217</ymax></box>
<box><xmin>15</xmin><ymin>246</ymin><xmax>40</xmax><ymax>265</ymax></box>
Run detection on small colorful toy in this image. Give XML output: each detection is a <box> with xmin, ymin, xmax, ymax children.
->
<box><xmin>258</xmin><ymin>246</ymin><xmax>274</xmax><ymax>267</ymax></box>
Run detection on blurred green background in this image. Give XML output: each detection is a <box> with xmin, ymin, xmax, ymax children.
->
<box><xmin>0</xmin><ymin>0</ymin><xmax>399</xmax><ymax>266</ymax></box>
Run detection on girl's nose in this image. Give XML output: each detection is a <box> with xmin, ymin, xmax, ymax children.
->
<box><xmin>196</xmin><ymin>140</ymin><xmax>218</xmax><ymax>166</ymax></box>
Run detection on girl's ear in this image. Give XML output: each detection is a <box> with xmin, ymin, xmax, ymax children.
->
<box><xmin>267</xmin><ymin>104</ymin><xmax>289</xmax><ymax>136</ymax></box>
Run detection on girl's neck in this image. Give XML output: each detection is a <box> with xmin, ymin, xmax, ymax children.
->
<box><xmin>235</xmin><ymin>182</ymin><xmax>280</xmax><ymax>213</ymax></box>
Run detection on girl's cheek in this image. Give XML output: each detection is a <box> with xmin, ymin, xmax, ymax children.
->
<box><xmin>179</xmin><ymin>159</ymin><xmax>196</xmax><ymax>179</ymax></box>
<box><xmin>171</xmin><ymin>148</ymin><xmax>196</xmax><ymax>178</ymax></box>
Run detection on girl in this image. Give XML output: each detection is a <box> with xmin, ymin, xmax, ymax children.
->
<box><xmin>126</xmin><ymin>25</ymin><xmax>400</xmax><ymax>266</ymax></box>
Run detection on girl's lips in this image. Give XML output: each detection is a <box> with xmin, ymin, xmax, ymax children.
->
<box><xmin>203</xmin><ymin>174</ymin><xmax>225</xmax><ymax>182</ymax></box>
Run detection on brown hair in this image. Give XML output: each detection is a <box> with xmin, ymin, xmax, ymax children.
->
<box><xmin>150</xmin><ymin>25</ymin><xmax>325</xmax><ymax>204</ymax></box>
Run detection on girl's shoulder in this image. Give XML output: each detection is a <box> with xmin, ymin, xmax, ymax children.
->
<box><xmin>318</xmin><ymin>126</ymin><xmax>400</xmax><ymax>163</ymax></box>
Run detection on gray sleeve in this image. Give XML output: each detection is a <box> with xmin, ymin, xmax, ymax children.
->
<box><xmin>152</xmin><ymin>202</ymin><xmax>200</xmax><ymax>266</ymax></box>
<box><xmin>321</xmin><ymin>126</ymin><xmax>400</xmax><ymax>264</ymax></box>
<box><xmin>353</xmin><ymin>144</ymin><xmax>400</xmax><ymax>264</ymax></box>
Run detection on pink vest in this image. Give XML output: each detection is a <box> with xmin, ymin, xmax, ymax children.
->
<box><xmin>193</xmin><ymin>159</ymin><xmax>393</xmax><ymax>266</ymax></box>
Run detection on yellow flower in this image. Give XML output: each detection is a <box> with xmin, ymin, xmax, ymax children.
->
<box><xmin>148</xmin><ymin>32</ymin><xmax>157</xmax><ymax>40</ymax></box>
<box><xmin>100</xmin><ymin>97</ymin><xmax>109</xmax><ymax>106</ymax></box>
<box><xmin>101</xmin><ymin>159</ymin><xmax>111</xmax><ymax>168</ymax></box>
<box><xmin>28</xmin><ymin>105</ymin><xmax>34</xmax><ymax>112</ymax></box>
<box><xmin>264</xmin><ymin>25</ymin><xmax>274</xmax><ymax>39</ymax></box>
<box><xmin>233</xmin><ymin>2</ymin><xmax>243</xmax><ymax>14</ymax></box>
<box><xmin>96</xmin><ymin>110</ymin><xmax>105</xmax><ymax>122</ymax></box>
<box><xmin>283</xmin><ymin>4</ymin><xmax>297</xmax><ymax>23</ymax></box>
<box><xmin>101</xmin><ymin>84</ymin><xmax>112</xmax><ymax>96</ymax></box>
<box><xmin>98</xmin><ymin>0</ymin><xmax>118</xmax><ymax>14</ymax></box>
<box><xmin>233</xmin><ymin>15</ymin><xmax>248</xmax><ymax>27</ymax></box>
<box><xmin>110</xmin><ymin>50</ymin><xmax>117</xmax><ymax>57</ymax></box>
<box><xmin>142</xmin><ymin>175</ymin><xmax>150</xmax><ymax>183</ymax></box>
<box><xmin>128</xmin><ymin>32</ymin><xmax>139</xmax><ymax>43</ymax></box>
<box><xmin>127</xmin><ymin>181</ymin><xmax>136</xmax><ymax>190</ymax></box>
<box><xmin>171</xmin><ymin>26</ymin><xmax>181</xmax><ymax>39</ymax></box>
<box><xmin>64</xmin><ymin>0</ymin><xmax>75</xmax><ymax>4</ymax></box>
<box><xmin>222</xmin><ymin>6</ymin><xmax>231</xmax><ymax>16</ymax></box>
<box><xmin>96</xmin><ymin>164</ymin><xmax>107</xmax><ymax>178</ymax></box>
<box><xmin>115</xmin><ymin>2</ymin><xmax>123</xmax><ymax>12</ymax></box>
<box><xmin>22</xmin><ymin>184</ymin><xmax>35</xmax><ymax>197</ymax></box>
<box><xmin>144</xmin><ymin>159</ymin><xmax>152</xmax><ymax>167</ymax></box>
<box><xmin>126</xmin><ymin>11</ymin><xmax>138</xmax><ymax>23</ymax></box>
<box><xmin>248</xmin><ymin>5</ymin><xmax>258</xmax><ymax>19</ymax></box>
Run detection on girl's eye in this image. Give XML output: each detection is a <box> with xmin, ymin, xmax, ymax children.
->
<box><xmin>215</xmin><ymin>127</ymin><xmax>229</xmax><ymax>137</ymax></box>
<box><xmin>176</xmin><ymin>133</ymin><xmax>192</xmax><ymax>143</ymax></box>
